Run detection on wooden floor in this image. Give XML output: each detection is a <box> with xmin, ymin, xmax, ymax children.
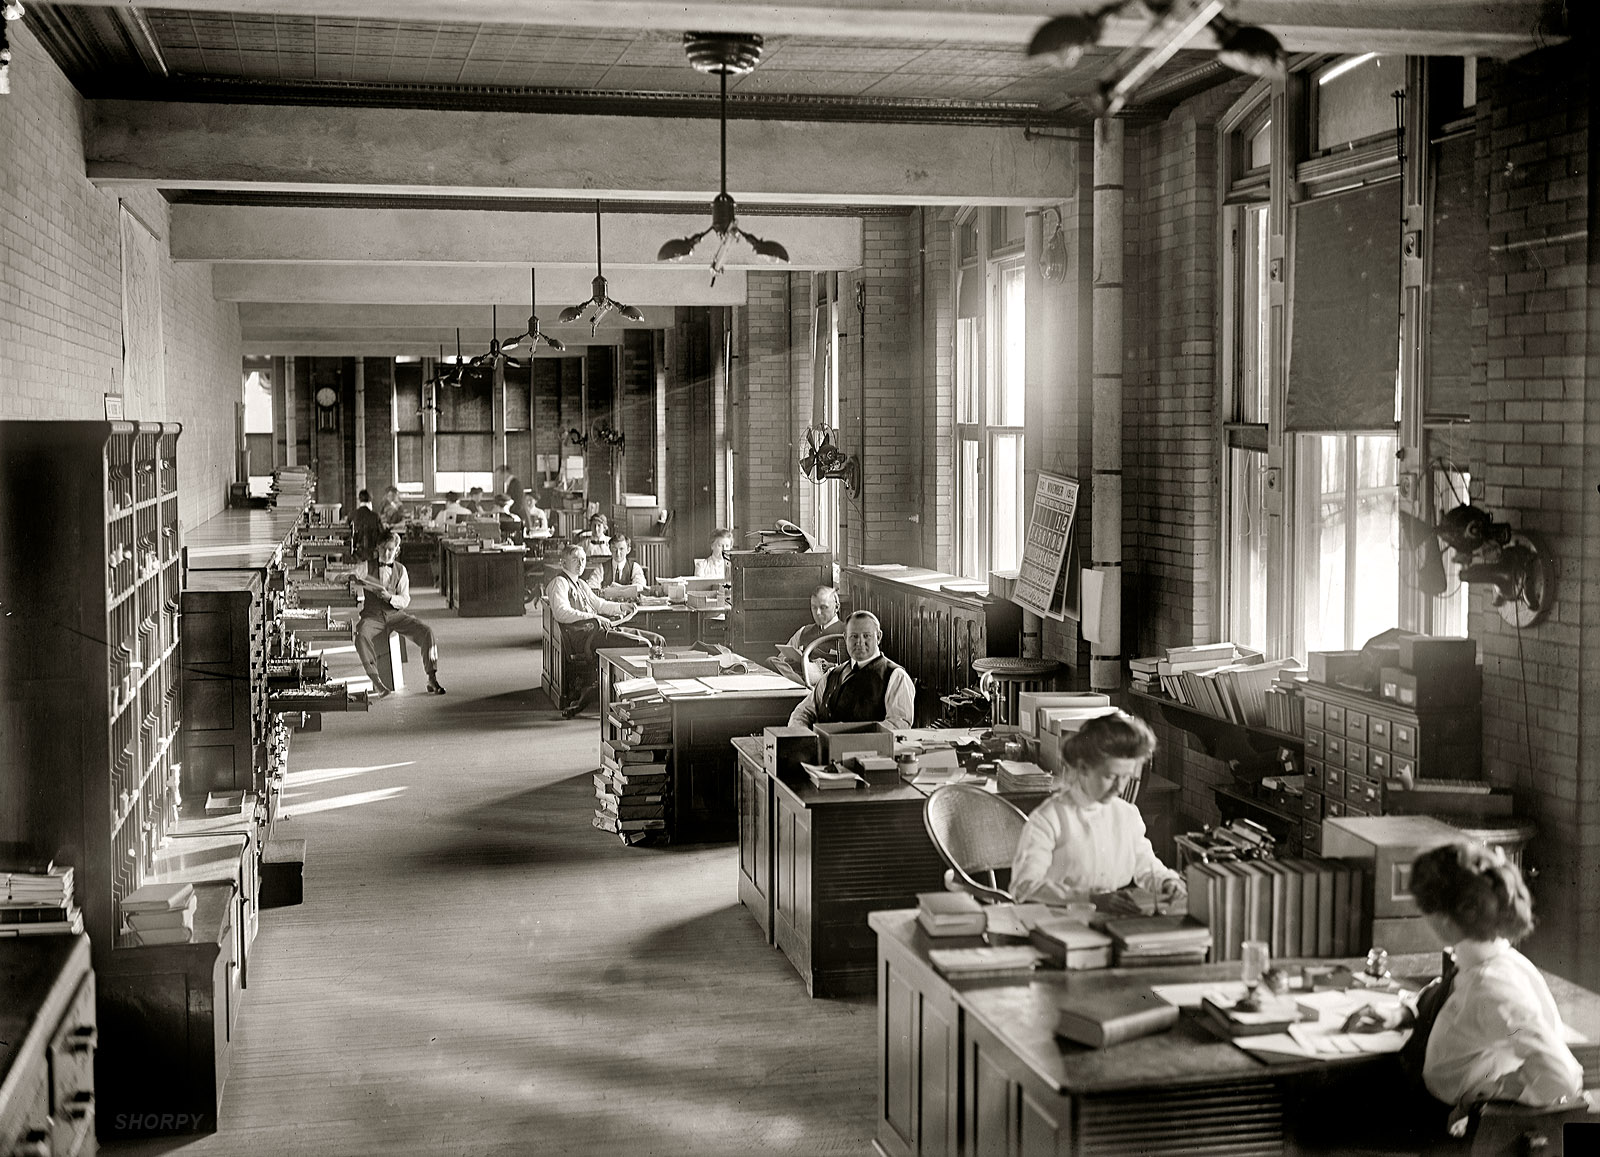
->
<box><xmin>104</xmin><ymin>591</ymin><xmax>878</xmax><ymax>1156</ymax></box>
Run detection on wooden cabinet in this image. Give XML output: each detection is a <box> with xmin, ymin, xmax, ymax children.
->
<box><xmin>179</xmin><ymin>573</ymin><xmax>269</xmax><ymax>804</ymax></box>
<box><xmin>0</xmin><ymin>937</ymin><xmax>97</xmax><ymax>1157</ymax></box>
<box><xmin>736</xmin><ymin>751</ymin><xmax>773</xmax><ymax>943</ymax></box>
<box><xmin>97</xmin><ymin>882</ymin><xmax>239</xmax><ymax>1136</ymax></box>
<box><xmin>444</xmin><ymin>544</ymin><xmax>527</xmax><ymax>616</ymax></box>
<box><xmin>0</xmin><ymin>420</ymin><xmax>183</xmax><ymax>966</ymax></box>
<box><xmin>727</xmin><ymin>550</ymin><xmax>833</xmax><ymax>653</ymax></box>
<box><xmin>878</xmin><ymin>926</ymin><xmax>959</xmax><ymax>1157</ymax></box>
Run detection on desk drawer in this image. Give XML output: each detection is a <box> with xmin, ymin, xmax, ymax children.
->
<box><xmin>47</xmin><ymin>972</ymin><xmax>97</xmax><ymax>1152</ymax></box>
<box><xmin>1392</xmin><ymin>721</ymin><xmax>1417</xmax><ymax>757</ymax></box>
<box><xmin>1367</xmin><ymin>716</ymin><xmax>1391</xmax><ymax>750</ymax></box>
<box><xmin>1304</xmin><ymin>728</ymin><xmax>1323</xmax><ymax>756</ymax></box>
<box><xmin>1369</xmin><ymin>749</ymin><xmax>1390</xmax><ymax>778</ymax></box>
<box><xmin>1302</xmin><ymin>820</ymin><xmax>1323</xmax><ymax>854</ymax></box>
<box><xmin>1325</xmin><ymin>703</ymin><xmax>1346</xmax><ymax>731</ymax></box>
<box><xmin>1325</xmin><ymin>764</ymin><xmax>1345</xmax><ymax>796</ymax></box>
<box><xmin>1345</xmin><ymin>710</ymin><xmax>1368</xmax><ymax>744</ymax></box>
<box><xmin>1304</xmin><ymin>758</ymin><xmax>1325</xmax><ymax>792</ymax></box>
<box><xmin>1323</xmin><ymin>735</ymin><xmax>1344</xmax><ymax>763</ymax></box>
<box><xmin>1301</xmin><ymin>790</ymin><xmax>1323</xmax><ymax>819</ymax></box>
<box><xmin>1345</xmin><ymin>743</ymin><xmax>1368</xmax><ymax>775</ymax></box>
<box><xmin>1304</xmin><ymin>699</ymin><xmax>1324</xmax><ymax>729</ymax></box>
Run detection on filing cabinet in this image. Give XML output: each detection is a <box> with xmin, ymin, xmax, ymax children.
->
<box><xmin>1296</xmin><ymin>681</ymin><xmax>1483</xmax><ymax>853</ymax></box>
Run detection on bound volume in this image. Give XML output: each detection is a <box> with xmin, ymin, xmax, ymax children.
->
<box><xmin>1055</xmin><ymin>987</ymin><xmax>1178</xmax><ymax>1048</ymax></box>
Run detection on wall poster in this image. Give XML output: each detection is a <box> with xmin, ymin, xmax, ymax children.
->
<box><xmin>1014</xmin><ymin>472</ymin><xmax>1079</xmax><ymax>620</ymax></box>
<box><xmin>119</xmin><ymin>203</ymin><xmax>165</xmax><ymax>420</ymax></box>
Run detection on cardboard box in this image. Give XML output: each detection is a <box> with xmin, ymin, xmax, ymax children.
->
<box><xmin>815</xmin><ymin>721</ymin><xmax>895</xmax><ymax>763</ymax></box>
<box><xmin>849</xmin><ymin>755</ymin><xmax>901</xmax><ymax>786</ymax></box>
<box><xmin>763</xmin><ymin>725</ymin><xmax>819</xmax><ymax>780</ymax></box>
<box><xmin>1321</xmin><ymin>815</ymin><xmax>1461</xmax><ymax>919</ymax></box>
<box><xmin>1015</xmin><ymin>691</ymin><xmax>1111</xmax><ymax>736</ymax></box>
<box><xmin>1309</xmin><ymin>650</ymin><xmax>1366</xmax><ymax>686</ymax></box>
<box><xmin>1398</xmin><ymin>635</ymin><xmax>1478</xmax><ymax>677</ymax></box>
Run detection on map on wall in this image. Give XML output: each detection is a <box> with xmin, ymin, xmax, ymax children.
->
<box><xmin>120</xmin><ymin>204</ymin><xmax>166</xmax><ymax>420</ymax></box>
<box><xmin>1014</xmin><ymin>472</ymin><xmax>1079</xmax><ymax>621</ymax></box>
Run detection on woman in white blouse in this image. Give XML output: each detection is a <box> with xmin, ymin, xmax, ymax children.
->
<box><xmin>1346</xmin><ymin>840</ymin><xmax>1584</xmax><ymax>1139</ymax></box>
<box><xmin>1009</xmin><ymin>710</ymin><xmax>1183</xmax><ymax>910</ymax></box>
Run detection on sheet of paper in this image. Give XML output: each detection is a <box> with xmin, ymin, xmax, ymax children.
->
<box><xmin>697</xmin><ymin>674</ymin><xmax>806</xmax><ymax>694</ymax></box>
<box><xmin>657</xmin><ymin>679</ymin><xmax>712</xmax><ymax>696</ymax></box>
<box><xmin>1149</xmin><ymin>981</ymin><xmax>1249</xmax><ymax>1009</ymax></box>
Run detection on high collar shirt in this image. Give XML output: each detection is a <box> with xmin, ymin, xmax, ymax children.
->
<box><xmin>1423</xmin><ymin>936</ymin><xmax>1583</xmax><ymax>1109</ymax></box>
<box><xmin>1009</xmin><ymin>784</ymin><xmax>1180</xmax><ymax>903</ymax></box>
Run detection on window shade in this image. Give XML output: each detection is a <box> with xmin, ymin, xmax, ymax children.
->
<box><xmin>957</xmin><ymin>267</ymin><xmax>984</xmax><ymax>319</ymax></box>
<box><xmin>1426</xmin><ymin>134</ymin><xmax>1483</xmax><ymax>422</ymax></box>
<box><xmin>1286</xmin><ymin>181</ymin><xmax>1401</xmax><ymax>430</ymax></box>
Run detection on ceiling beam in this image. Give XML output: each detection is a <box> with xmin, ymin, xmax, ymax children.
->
<box><xmin>210</xmin><ymin>264</ymin><xmax>749</xmax><ymax>306</ymax></box>
<box><xmin>238</xmin><ymin>304</ymin><xmax>681</xmax><ymax>330</ymax></box>
<box><xmin>171</xmin><ymin>204</ymin><xmax>863</xmax><ymax>268</ymax></box>
<box><xmin>85</xmin><ymin>101</ymin><xmax>1075</xmax><ymax>206</ymax></box>
<box><xmin>54</xmin><ymin>0</ymin><xmax>1559</xmax><ymax>56</ymax></box>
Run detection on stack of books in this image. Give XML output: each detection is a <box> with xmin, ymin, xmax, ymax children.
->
<box><xmin>1129</xmin><ymin>656</ymin><xmax>1162</xmax><ymax>694</ymax></box>
<box><xmin>1199</xmin><ymin>992</ymin><xmax>1313</xmax><ymax>1039</ymax></box>
<box><xmin>610</xmin><ymin>684</ymin><xmax>672</xmax><ymax>747</ymax></box>
<box><xmin>272</xmin><ymin>466</ymin><xmax>312</xmax><ymax>503</ymax></box>
<box><xmin>1028</xmin><ymin>918</ymin><xmax>1114</xmax><ymax>970</ymax></box>
<box><xmin>1100</xmin><ymin>915</ymin><xmax>1213</xmax><ymax>966</ymax></box>
<box><xmin>756</xmin><ymin>520</ymin><xmax>811</xmax><ymax>552</ymax></box>
<box><xmin>916</xmin><ymin>891</ymin><xmax>987</xmax><ymax>937</ymax></box>
<box><xmin>1185</xmin><ymin>858</ymin><xmax>1368</xmax><ymax>962</ymax></box>
<box><xmin>995</xmin><ymin>760</ymin><xmax>1053</xmax><ymax>794</ymax></box>
<box><xmin>805</xmin><ymin>764</ymin><xmax>863</xmax><ymax>790</ymax></box>
<box><xmin>1264</xmin><ymin>666</ymin><xmax>1308</xmax><ymax>734</ymax></box>
<box><xmin>0</xmin><ymin>863</ymin><xmax>83</xmax><ymax>938</ymax></box>
<box><xmin>593</xmin><ymin>739</ymin><xmax>669</xmax><ymax>844</ymax></box>
<box><xmin>121</xmin><ymin>881</ymin><xmax>197</xmax><ymax>945</ymax></box>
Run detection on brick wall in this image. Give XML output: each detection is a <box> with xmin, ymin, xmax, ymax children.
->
<box><xmin>738</xmin><ymin>270</ymin><xmax>796</xmax><ymax>531</ymax></box>
<box><xmin>841</xmin><ymin>211</ymin><xmax>919</xmax><ymax>565</ymax></box>
<box><xmin>1471</xmin><ymin>43</ymin><xmax>1594</xmax><ymax>981</ymax></box>
<box><xmin>0</xmin><ymin>24</ymin><xmax>240</xmax><ymax>534</ymax></box>
<box><xmin>921</xmin><ymin>213</ymin><xmax>956</xmax><ymax>573</ymax></box>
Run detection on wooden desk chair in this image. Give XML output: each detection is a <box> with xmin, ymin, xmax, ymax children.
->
<box><xmin>922</xmin><ymin>784</ymin><xmax>1030</xmax><ymax>903</ymax></box>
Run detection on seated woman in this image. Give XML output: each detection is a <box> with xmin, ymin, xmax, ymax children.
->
<box><xmin>1346</xmin><ymin>840</ymin><xmax>1585</xmax><ymax>1139</ymax></box>
<box><xmin>693</xmin><ymin>527</ymin><xmax>735</xmax><ymax>580</ymax></box>
<box><xmin>1009</xmin><ymin>711</ymin><xmax>1184</xmax><ymax>911</ymax></box>
<box><xmin>579</xmin><ymin>512</ymin><xmax>611</xmax><ymax>552</ymax></box>
<box><xmin>598</xmin><ymin>533</ymin><xmax>650</xmax><ymax>601</ymax></box>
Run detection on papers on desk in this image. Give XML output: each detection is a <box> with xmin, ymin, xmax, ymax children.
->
<box><xmin>982</xmin><ymin>903</ymin><xmax>1056</xmax><ymax>939</ymax></box>
<box><xmin>858</xmin><ymin>563</ymin><xmax>909</xmax><ymax>572</ymax></box>
<box><xmin>657</xmin><ymin>679</ymin><xmax>712</xmax><ymax>697</ymax></box>
<box><xmin>613</xmin><ymin>676</ymin><xmax>658</xmax><ymax>699</ymax></box>
<box><xmin>800</xmin><ymin>762</ymin><xmax>863</xmax><ymax>790</ymax></box>
<box><xmin>697</xmin><ymin>674</ymin><xmax>804</xmax><ymax>694</ymax></box>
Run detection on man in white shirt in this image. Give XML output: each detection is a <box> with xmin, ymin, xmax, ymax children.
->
<box><xmin>598</xmin><ymin>533</ymin><xmax>650</xmax><ymax>600</ymax></box>
<box><xmin>350</xmin><ymin>533</ymin><xmax>445</xmax><ymax>698</ymax></box>
<box><xmin>432</xmin><ymin>491</ymin><xmax>471</xmax><ymax>529</ymax></box>
<box><xmin>546</xmin><ymin>544</ymin><xmax>658</xmax><ymax>717</ymax></box>
<box><xmin>788</xmin><ymin>611</ymin><xmax>915</xmax><ymax>730</ymax></box>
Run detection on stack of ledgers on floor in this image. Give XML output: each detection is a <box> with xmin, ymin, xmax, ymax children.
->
<box><xmin>121</xmin><ymin>880</ymin><xmax>197</xmax><ymax>945</ymax></box>
<box><xmin>593</xmin><ymin>739</ymin><xmax>669</xmax><ymax>845</ymax></box>
<box><xmin>0</xmin><ymin>863</ymin><xmax>83</xmax><ymax>938</ymax></box>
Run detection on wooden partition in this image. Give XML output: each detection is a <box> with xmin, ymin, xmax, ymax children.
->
<box><xmin>840</xmin><ymin>567</ymin><xmax>1022</xmax><ymax>704</ymax></box>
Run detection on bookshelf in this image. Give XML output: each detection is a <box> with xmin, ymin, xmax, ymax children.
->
<box><xmin>0</xmin><ymin>420</ymin><xmax>184</xmax><ymax>961</ymax></box>
<box><xmin>1126</xmin><ymin>689</ymin><xmax>1302</xmax><ymax>777</ymax></box>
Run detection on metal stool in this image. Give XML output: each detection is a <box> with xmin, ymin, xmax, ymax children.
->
<box><xmin>972</xmin><ymin>657</ymin><xmax>1061</xmax><ymax>728</ymax></box>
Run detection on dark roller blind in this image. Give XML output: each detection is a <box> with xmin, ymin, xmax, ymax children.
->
<box><xmin>1426</xmin><ymin>134</ymin><xmax>1483</xmax><ymax>422</ymax></box>
<box><xmin>957</xmin><ymin>267</ymin><xmax>984</xmax><ymax>318</ymax></box>
<box><xmin>1287</xmin><ymin>181</ymin><xmax>1402</xmax><ymax>430</ymax></box>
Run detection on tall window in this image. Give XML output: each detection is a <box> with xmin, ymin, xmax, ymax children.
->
<box><xmin>393</xmin><ymin>360</ymin><xmax>425</xmax><ymax>495</ymax></box>
<box><xmin>1221</xmin><ymin>105</ymin><xmax>1272</xmax><ymax>652</ymax></box>
<box><xmin>1294</xmin><ymin>433</ymin><xmax>1399</xmax><ymax>651</ymax></box>
<box><xmin>435</xmin><ymin>365</ymin><xmax>493</xmax><ymax>496</ymax></box>
<box><xmin>953</xmin><ymin>211</ymin><xmax>1026</xmax><ymax>579</ymax></box>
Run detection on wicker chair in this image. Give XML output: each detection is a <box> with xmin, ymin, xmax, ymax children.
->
<box><xmin>922</xmin><ymin>784</ymin><xmax>1030</xmax><ymax>903</ymax></box>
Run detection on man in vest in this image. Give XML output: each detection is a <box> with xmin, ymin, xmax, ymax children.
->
<box><xmin>788</xmin><ymin>610</ymin><xmax>915</xmax><ymax>730</ymax></box>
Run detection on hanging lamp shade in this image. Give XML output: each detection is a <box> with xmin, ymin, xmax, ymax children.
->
<box><xmin>656</xmin><ymin>32</ymin><xmax>789</xmax><ymax>287</ymax></box>
<box><xmin>561</xmin><ymin>203</ymin><xmax>645</xmax><ymax>335</ymax></box>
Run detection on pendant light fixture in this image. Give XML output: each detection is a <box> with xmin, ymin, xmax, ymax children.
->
<box><xmin>470</xmin><ymin>304</ymin><xmax>523</xmax><ymax>370</ymax></box>
<box><xmin>501</xmin><ymin>268</ymin><xmax>566</xmax><ymax>355</ymax></box>
<box><xmin>656</xmin><ymin>32</ymin><xmax>789</xmax><ymax>287</ymax></box>
<box><xmin>427</xmin><ymin>328</ymin><xmax>468</xmax><ymax>388</ymax></box>
<box><xmin>560</xmin><ymin>202</ymin><xmax>645</xmax><ymax>335</ymax></box>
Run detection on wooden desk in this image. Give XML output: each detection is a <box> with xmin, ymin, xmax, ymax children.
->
<box><xmin>734</xmin><ymin>737</ymin><xmax>1177</xmax><ymax>998</ymax></box>
<box><xmin>870</xmin><ymin>909</ymin><xmax>1600</xmax><ymax>1157</ymax></box>
<box><xmin>597</xmin><ymin>649</ymin><xmax>807</xmax><ymax>844</ymax></box>
<box><xmin>442</xmin><ymin>543</ymin><xmax>526</xmax><ymax>616</ymax></box>
<box><xmin>0</xmin><ymin>936</ymin><xmax>95</xmax><ymax>1157</ymax></box>
<box><xmin>399</xmin><ymin>531</ymin><xmax>441</xmax><ymax>588</ymax></box>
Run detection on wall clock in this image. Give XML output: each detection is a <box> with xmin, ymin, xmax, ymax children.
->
<box><xmin>315</xmin><ymin>385</ymin><xmax>339</xmax><ymax>431</ymax></box>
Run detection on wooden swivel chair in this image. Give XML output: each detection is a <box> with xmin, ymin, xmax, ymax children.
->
<box><xmin>922</xmin><ymin>784</ymin><xmax>1030</xmax><ymax>903</ymax></box>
